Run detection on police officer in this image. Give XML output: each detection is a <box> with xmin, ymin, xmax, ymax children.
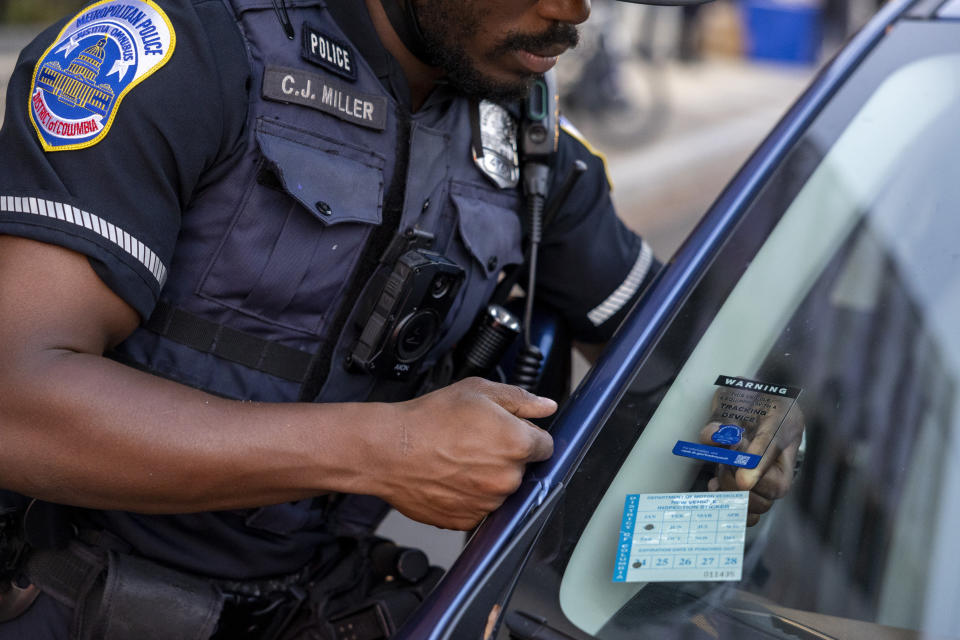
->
<box><xmin>0</xmin><ymin>0</ymin><xmax>792</xmax><ymax>638</ymax></box>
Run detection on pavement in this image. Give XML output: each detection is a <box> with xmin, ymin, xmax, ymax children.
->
<box><xmin>587</xmin><ymin>56</ymin><xmax>814</xmax><ymax>259</ymax></box>
<box><xmin>0</xmin><ymin>25</ymin><xmax>816</xmax><ymax>568</ymax></box>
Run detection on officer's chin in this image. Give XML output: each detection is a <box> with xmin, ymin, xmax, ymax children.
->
<box><xmin>447</xmin><ymin>71</ymin><xmax>534</xmax><ymax>104</ymax></box>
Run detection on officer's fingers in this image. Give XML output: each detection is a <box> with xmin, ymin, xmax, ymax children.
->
<box><xmin>748</xmin><ymin>491</ymin><xmax>774</xmax><ymax>517</ymax></box>
<box><xmin>742</xmin><ymin>415</ymin><xmax>781</xmax><ymax>458</ymax></box>
<box><xmin>499</xmin><ymin>414</ymin><xmax>554</xmax><ymax>463</ymax></box>
<box><xmin>713</xmin><ymin>459</ymin><xmax>766</xmax><ymax>494</ymax></box>
<box><xmin>749</xmin><ymin>443</ymin><xmax>797</xmax><ymax>500</ymax></box>
<box><xmin>705</xmin><ymin>463</ymin><xmax>741</xmax><ymax>499</ymax></box>
<box><xmin>404</xmin><ymin>506</ymin><xmax>485</xmax><ymax>531</ymax></box>
<box><xmin>699</xmin><ymin>421</ymin><xmax>723</xmax><ymax>444</ymax></box>
<box><xmin>749</xmin><ymin>464</ymin><xmax>792</xmax><ymax>501</ymax></box>
<box><xmin>748</xmin><ymin>405</ymin><xmax>804</xmax><ymax>466</ymax></box>
<box><xmin>733</xmin><ymin>465</ymin><xmax>764</xmax><ymax>492</ymax></box>
<box><xmin>708</xmin><ymin>472</ymin><xmax>772</xmax><ymax>527</ymax></box>
<box><xmin>729</xmin><ymin>419</ymin><xmax>790</xmax><ymax>491</ymax></box>
<box><xmin>491</xmin><ymin>400</ymin><xmax>553</xmax><ymax>465</ymax></box>
<box><xmin>471</xmin><ymin>378</ymin><xmax>558</xmax><ymax>420</ymax></box>
<box><xmin>524</xmin><ymin>424</ymin><xmax>554</xmax><ymax>462</ymax></box>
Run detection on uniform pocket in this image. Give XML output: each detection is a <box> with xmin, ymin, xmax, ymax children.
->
<box><xmin>198</xmin><ymin>119</ymin><xmax>385</xmax><ymax>336</ymax></box>
<box><xmin>431</xmin><ymin>182</ymin><xmax>525</xmax><ymax>355</ymax></box>
<box><xmin>450</xmin><ymin>181</ymin><xmax>524</xmax><ymax>279</ymax></box>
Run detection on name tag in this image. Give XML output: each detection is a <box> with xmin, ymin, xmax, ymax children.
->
<box><xmin>301</xmin><ymin>24</ymin><xmax>356</xmax><ymax>81</ymax></box>
<box><xmin>262</xmin><ymin>66</ymin><xmax>387</xmax><ymax>131</ymax></box>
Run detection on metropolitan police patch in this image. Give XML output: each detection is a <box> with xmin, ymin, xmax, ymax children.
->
<box><xmin>28</xmin><ymin>0</ymin><xmax>175</xmax><ymax>152</ymax></box>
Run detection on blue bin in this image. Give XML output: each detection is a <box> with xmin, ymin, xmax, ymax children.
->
<box><xmin>742</xmin><ymin>0</ymin><xmax>823</xmax><ymax>64</ymax></box>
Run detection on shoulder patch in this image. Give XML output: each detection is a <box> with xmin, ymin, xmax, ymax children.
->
<box><xmin>560</xmin><ymin>115</ymin><xmax>613</xmax><ymax>191</ymax></box>
<box><xmin>29</xmin><ymin>0</ymin><xmax>175</xmax><ymax>152</ymax></box>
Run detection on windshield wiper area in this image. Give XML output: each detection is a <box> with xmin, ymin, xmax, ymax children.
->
<box><xmin>726</xmin><ymin>607</ymin><xmax>838</xmax><ymax>640</ymax></box>
<box><xmin>592</xmin><ymin>584</ymin><xmax>840</xmax><ymax>640</ymax></box>
<box><xmin>504</xmin><ymin>610</ymin><xmax>578</xmax><ymax>640</ymax></box>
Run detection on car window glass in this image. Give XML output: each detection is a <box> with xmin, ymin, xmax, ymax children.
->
<box><xmin>561</xmin><ymin>48</ymin><xmax>960</xmax><ymax>634</ymax></box>
<box><xmin>498</xmin><ymin>21</ymin><xmax>960</xmax><ymax>640</ymax></box>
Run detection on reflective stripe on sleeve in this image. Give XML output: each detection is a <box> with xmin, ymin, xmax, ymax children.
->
<box><xmin>587</xmin><ymin>241</ymin><xmax>654</xmax><ymax>327</ymax></box>
<box><xmin>0</xmin><ymin>195</ymin><xmax>167</xmax><ymax>287</ymax></box>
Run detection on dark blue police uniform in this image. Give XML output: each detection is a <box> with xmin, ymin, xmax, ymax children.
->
<box><xmin>0</xmin><ymin>0</ymin><xmax>658</xmax><ymax>636</ymax></box>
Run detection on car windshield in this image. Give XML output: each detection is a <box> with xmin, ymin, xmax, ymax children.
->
<box><xmin>500</xmin><ymin>19</ymin><xmax>960</xmax><ymax>640</ymax></box>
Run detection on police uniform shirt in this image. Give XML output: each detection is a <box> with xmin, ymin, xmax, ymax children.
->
<box><xmin>325</xmin><ymin>2</ymin><xmax>658</xmax><ymax>343</ymax></box>
<box><xmin>0</xmin><ymin>0</ymin><xmax>248</xmax><ymax>322</ymax></box>
<box><xmin>0</xmin><ymin>0</ymin><xmax>659</xmax><ymax>580</ymax></box>
<box><xmin>0</xmin><ymin>0</ymin><xmax>657</xmax><ymax>345</ymax></box>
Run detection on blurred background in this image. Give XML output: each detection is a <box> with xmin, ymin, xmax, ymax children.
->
<box><xmin>0</xmin><ymin>0</ymin><xmax>884</xmax><ymax>568</ymax></box>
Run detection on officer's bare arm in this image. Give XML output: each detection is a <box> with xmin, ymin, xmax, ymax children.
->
<box><xmin>0</xmin><ymin>236</ymin><xmax>554</xmax><ymax>530</ymax></box>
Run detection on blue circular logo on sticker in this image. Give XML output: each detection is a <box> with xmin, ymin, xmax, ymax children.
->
<box><xmin>711</xmin><ymin>424</ymin><xmax>745</xmax><ymax>446</ymax></box>
<box><xmin>29</xmin><ymin>0</ymin><xmax>175</xmax><ymax>152</ymax></box>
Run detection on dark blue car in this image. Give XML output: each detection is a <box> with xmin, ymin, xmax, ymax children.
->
<box><xmin>398</xmin><ymin>0</ymin><xmax>960</xmax><ymax>636</ymax></box>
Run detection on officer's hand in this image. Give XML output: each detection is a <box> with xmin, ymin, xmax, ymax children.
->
<box><xmin>377</xmin><ymin>378</ymin><xmax>555</xmax><ymax>530</ymax></box>
<box><xmin>699</xmin><ymin>401</ymin><xmax>804</xmax><ymax>527</ymax></box>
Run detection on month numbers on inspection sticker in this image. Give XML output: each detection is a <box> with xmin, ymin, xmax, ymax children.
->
<box><xmin>613</xmin><ymin>492</ymin><xmax>748</xmax><ymax>583</ymax></box>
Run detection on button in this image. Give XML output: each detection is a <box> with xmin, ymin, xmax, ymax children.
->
<box><xmin>421</xmin><ymin>199</ymin><xmax>431</xmax><ymax>212</ymax></box>
<box><xmin>487</xmin><ymin>256</ymin><xmax>499</xmax><ymax>271</ymax></box>
<box><xmin>315</xmin><ymin>201</ymin><xmax>332</xmax><ymax>216</ymax></box>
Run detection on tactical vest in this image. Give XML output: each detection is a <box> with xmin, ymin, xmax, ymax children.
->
<box><xmin>96</xmin><ymin>0</ymin><xmax>526</xmax><ymax>576</ymax></box>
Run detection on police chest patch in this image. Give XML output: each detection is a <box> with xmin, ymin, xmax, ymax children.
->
<box><xmin>301</xmin><ymin>24</ymin><xmax>357</xmax><ymax>81</ymax></box>
<box><xmin>28</xmin><ymin>0</ymin><xmax>175</xmax><ymax>152</ymax></box>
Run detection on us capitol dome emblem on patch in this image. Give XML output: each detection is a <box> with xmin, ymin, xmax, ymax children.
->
<box><xmin>29</xmin><ymin>0</ymin><xmax>175</xmax><ymax>152</ymax></box>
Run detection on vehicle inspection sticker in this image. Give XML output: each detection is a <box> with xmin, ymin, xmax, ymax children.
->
<box><xmin>672</xmin><ymin>375</ymin><xmax>802</xmax><ymax>469</ymax></box>
<box><xmin>613</xmin><ymin>492</ymin><xmax>748</xmax><ymax>583</ymax></box>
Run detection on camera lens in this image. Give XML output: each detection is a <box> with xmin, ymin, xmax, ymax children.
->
<box><xmin>395</xmin><ymin>310</ymin><xmax>440</xmax><ymax>363</ymax></box>
<box><xmin>430</xmin><ymin>275</ymin><xmax>452</xmax><ymax>299</ymax></box>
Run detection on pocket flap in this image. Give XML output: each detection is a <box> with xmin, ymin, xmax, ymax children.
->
<box><xmin>256</xmin><ymin>129</ymin><xmax>383</xmax><ymax>226</ymax></box>
<box><xmin>452</xmin><ymin>190</ymin><xmax>524</xmax><ymax>277</ymax></box>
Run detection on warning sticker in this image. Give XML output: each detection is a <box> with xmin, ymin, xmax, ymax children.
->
<box><xmin>673</xmin><ymin>375</ymin><xmax>802</xmax><ymax>469</ymax></box>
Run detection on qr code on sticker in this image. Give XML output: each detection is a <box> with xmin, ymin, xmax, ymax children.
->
<box><xmin>734</xmin><ymin>455</ymin><xmax>750</xmax><ymax>465</ymax></box>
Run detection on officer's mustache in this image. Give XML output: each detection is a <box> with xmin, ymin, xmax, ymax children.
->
<box><xmin>491</xmin><ymin>23</ymin><xmax>580</xmax><ymax>58</ymax></box>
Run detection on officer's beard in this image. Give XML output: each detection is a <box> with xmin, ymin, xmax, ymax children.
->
<box><xmin>415</xmin><ymin>1</ymin><xmax>579</xmax><ymax>103</ymax></box>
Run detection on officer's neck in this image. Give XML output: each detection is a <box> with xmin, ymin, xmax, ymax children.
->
<box><xmin>365</xmin><ymin>0</ymin><xmax>443</xmax><ymax>111</ymax></box>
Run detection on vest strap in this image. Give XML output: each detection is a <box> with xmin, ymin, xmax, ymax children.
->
<box><xmin>145</xmin><ymin>301</ymin><xmax>316</xmax><ymax>383</ymax></box>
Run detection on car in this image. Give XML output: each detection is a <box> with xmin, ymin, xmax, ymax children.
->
<box><xmin>395</xmin><ymin>0</ymin><xmax>960</xmax><ymax>637</ymax></box>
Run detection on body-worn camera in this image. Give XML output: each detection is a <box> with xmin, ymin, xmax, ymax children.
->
<box><xmin>349</xmin><ymin>249</ymin><xmax>465</xmax><ymax>380</ymax></box>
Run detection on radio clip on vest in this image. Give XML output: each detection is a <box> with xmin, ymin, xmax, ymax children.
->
<box><xmin>348</xmin><ymin>229</ymin><xmax>465</xmax><ymax>381</ymax></box>
<box><xmin>453</xmin><ymin>72</ymin><xmax>587</xmax><ymax>392</ymax></box>
<box><xmin>507</xmin><ymin>72</ymin><xmax>556</xmax><ymax>392</ymax></box>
